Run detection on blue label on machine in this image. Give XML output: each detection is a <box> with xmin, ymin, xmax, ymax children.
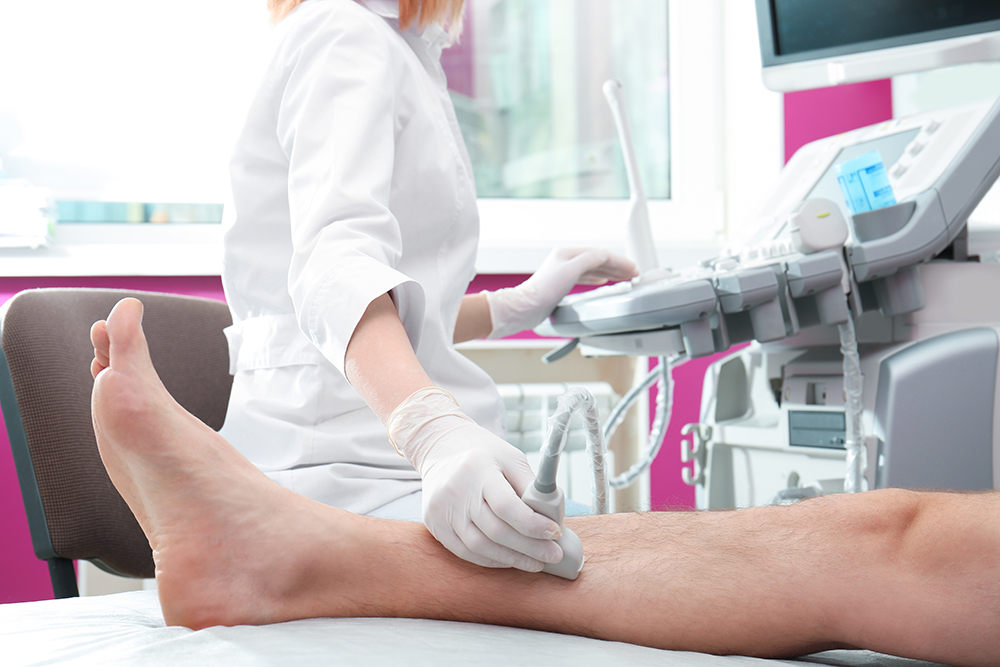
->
<box><xmin>835</xmin><ymin>150</ymin><xmax>897</xmax><ymax>215</ymax></box>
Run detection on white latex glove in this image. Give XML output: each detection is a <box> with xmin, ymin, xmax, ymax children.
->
<box><xmin>485</xmin><ymin>247</ymin><xmax>639</xmax><ymax>338</ymax></box>
<box><xmin>387</xmin><ymin>387</ymin><xmax>564</xmax><ymax>571</ymax></box>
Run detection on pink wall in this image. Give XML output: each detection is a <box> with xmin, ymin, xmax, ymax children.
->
<box><xmin>0</xmin><ymin>276</ymin><xmax>224</xmax><ymax>604</ymax></box>
<box><xmin>784</xmin><ymin>79</ymin><xmax>894</xmax><ymax>163</ymax></box>
<box><xmin>649</xmin><ymin>354</ymin><xmax>717</xmax><ymax>510</ymax></box>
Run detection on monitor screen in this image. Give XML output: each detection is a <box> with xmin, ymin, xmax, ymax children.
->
<box><xmin>806</xmin><ymin>129</ymin><xmax>919</xmax><ymax>223</ymax></box>
<box><xmin>771</xmin><ymin>1</ymin><xmax>1000</xmax><ymax>59</ymax></box>
<box><xmin>756</xmin><ymin>0</ymin><xmax>1000</xmax><ymax>90</ymax></box>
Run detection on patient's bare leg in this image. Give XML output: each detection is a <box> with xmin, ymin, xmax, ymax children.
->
<box><xmin>91</xmin><ymin>298</ymin><xmax>1000</xmax><ymax>666</ymax></box>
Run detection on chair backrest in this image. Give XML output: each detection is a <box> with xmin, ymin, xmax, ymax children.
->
<box><xmin>0</xmin><ymin>289</ymin><xmax>233</xmax><ymax>589</ymax></box>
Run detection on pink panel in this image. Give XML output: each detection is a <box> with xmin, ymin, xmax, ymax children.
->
<box><xmin>649</xmin><ymin>355</ymin><xmax>714</xmax><ymax>510</ymax></box>
<box><xmin>0</xmin><ymin>433</ymin><xmax>47</xmax><ymax>603</ymax></box>
<box><xmin>467</xmin><ymin>274</ymin><xmax>603</xmax><ymax>340</ymax></box>
<box><xmin>0</xmin><ymin>276</ymin><xmax>224</xmax><ymax>604</ymax></box>
<box><xmin>467</xmin><ymin>274</ymin><xmax>520</xmax><ymax>294</ymax></box>
<box><xmin>648</xmin><ymin>346</ymin><xmax>753</xmax><ymax>511</ymax></box>
<box><xmin>784</xmin><ymin>79</ymin><xmax>894</xmax><ymax>163</ymax></box>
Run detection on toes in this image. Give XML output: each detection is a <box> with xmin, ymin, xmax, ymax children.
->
<box><xmin>106</xmin><ymin>298</ymin><xmax>144</xmax><ymax>339</ymax></box>
<box><xmin>104</xmin><ymin>298</ymin><xmax>149</xmax><ymax>372</ymax></box>
<box><xmin>91</xmin><ymin>320</ymin><xmax>110</xmax><ymax>378</ymax></box>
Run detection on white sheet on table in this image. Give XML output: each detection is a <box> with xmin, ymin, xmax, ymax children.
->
<box><xmin>0</xmin><ymin>590</ymin><xmax>952</xmax><ymax>667</ymax></box>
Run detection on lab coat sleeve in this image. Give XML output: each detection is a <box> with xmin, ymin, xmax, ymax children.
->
<box><xmin>276</xmin><ymin>13</ymin><xmax>425</xmax><ymax>376</ymax></box>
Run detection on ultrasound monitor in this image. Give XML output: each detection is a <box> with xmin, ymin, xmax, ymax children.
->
<box><xmin>756</xmin><ymin>0</ymin><xmax>1000</xmax><ymax>91</ymax></box>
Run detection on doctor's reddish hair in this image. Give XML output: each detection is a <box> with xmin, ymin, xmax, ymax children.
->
<box><xmin>267</xmin><ymin>0</ymin><xmax>465</xmax><ymax>35</ymax></box>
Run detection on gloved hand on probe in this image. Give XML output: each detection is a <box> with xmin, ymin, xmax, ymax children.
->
<box><xmin>387</xmin><ymin>386</ymin><xmax>565</xmax><ymax>571</ymax></box>
<box><xmin>485</xmin><ymin>247</ymin><xmax>639</xmax><ymax>339</ymax></box>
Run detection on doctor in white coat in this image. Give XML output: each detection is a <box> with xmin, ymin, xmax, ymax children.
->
<box><xmin>220</xmin><ymin>0</ymin><xmax>637</xmax><ymax>572</ymax></box>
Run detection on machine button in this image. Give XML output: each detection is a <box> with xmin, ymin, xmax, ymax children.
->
<box><xmin>907</xmin><ymin>140</ymin><xmax>926</xmax><ymax>156</ymax></box>
<box><xmin>891</xmin><ymin>162</ymin><xmax>908</xmax><ymax>178</ymax></box>
<box><xmin>926</xmin><ymin>118</ymin><xmax>941</xmax><ymax>134</ymax></box>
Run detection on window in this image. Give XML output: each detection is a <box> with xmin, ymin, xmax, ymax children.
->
<box><xmin>0</xmin><ymin>1</ymin><xmax>728</xmax><ymax>273</ymax></box>
<box><xmin>467</xmin><ymin>1</ymin><xmax>727</xmax><ymax>258</ymax></box>
<box><xmin>442</xmin><ymin>0</ymin><xmax>670</xmax><ymax>201</ymax></box>
<box><xmin>0</xmin><ymin>1</ymin><xmax>271</xmax><ymax>224</ymax></box>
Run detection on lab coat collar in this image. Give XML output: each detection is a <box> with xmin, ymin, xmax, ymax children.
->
<box><xmin>359</xmin><ymin>0</ymin><xmax>400</xmax><ymax>20</ymax></box>
<box><xmin>421</xmin><ymin>24</ymin><xmax>450</xmax><ymax>59</ymax></box>
<box><xmin>358</xmin><ymin>0</ymin><xmax>451</xmax><ymax>58</ymax></box>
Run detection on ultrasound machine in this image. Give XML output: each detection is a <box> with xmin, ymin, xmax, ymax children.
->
<box><xmin>539</xmin><ymin>1</ymin><xmax>1000</xmax><ymax>509</ymax></box>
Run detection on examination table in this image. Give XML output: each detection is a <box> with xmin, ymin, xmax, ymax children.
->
<box><xmin>1</xmin><ymin>589</ymin><xmax>953</xmax><ymax>666</ymax></box>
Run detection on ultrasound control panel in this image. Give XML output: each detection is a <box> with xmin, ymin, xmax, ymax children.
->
<box><xmin>541</xmin><ymin>98</ymin><xmax>1000</xmax><ymax>358</ymax></box>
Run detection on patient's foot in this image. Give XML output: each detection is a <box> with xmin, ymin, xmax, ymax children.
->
<box><xmin>90</xmin><ymin>298</ymin><xmax>380</xmax><ymax>629</ymax></box>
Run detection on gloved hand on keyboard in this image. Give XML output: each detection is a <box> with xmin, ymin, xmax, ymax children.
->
<box><xmin>485</xmin><ymin>247</ymin><xmax>638</xmax><ymax>339</ymax></box>
<box><xmin>387</xmin><ymin>386</ymin><xmax>565</xmax><ymax>571</ymax></box>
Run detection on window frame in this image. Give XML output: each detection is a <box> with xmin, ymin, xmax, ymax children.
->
<box><xmin>475</xmin><ymin>0</ymin><xmax>727</xmax><ymax>272</ymax></box>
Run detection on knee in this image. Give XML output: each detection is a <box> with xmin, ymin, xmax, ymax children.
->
<box><xmin>839</xmin><ymin>488</ymin><xmax>1000</xmax><ymax>584</ymax></box>
<box><xmin>897</xmin><ymin>490</ymin><xmax>1000</xmax><ymax>571</ymax></box>
<box><xmin>789</xmin><ymin>488</ymin><xmax>925</xmax><ymax>573</ymax></box>
<box><xmin>810</xmin><ymin>488</ymin><xmax>921</xmax><ymax>544</ymax></box>
<box><xmin>858</xmin><ymin>488</ymin><xmax>922</xmax><ymax>534</ymax></box>
<box><xmin>827</xmin><ymin>490</ymin><xmax>1000</xmax><ymax>663</ymax></box>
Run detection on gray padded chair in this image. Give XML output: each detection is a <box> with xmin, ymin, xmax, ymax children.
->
<box><xmin>0</xmin><ymin>288</ymin><xmax>233</xmax><ymax>598</ymax></box>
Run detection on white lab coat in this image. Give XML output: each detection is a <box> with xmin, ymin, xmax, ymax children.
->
<box><xmin>219</xmin><ymin>0</ymin><xmax>504</xmax><ymax>514</ymax></box>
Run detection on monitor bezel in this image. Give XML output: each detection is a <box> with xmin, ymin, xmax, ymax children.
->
<box><xmin>755</xmin><ymin>0</ymin><xmax>1000</xmax><ymax>68</ymax></box>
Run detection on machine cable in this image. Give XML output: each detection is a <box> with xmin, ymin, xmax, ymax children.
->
<box><xmin>839</xmin><ymin>315</ymin><xmax>866</xmax><ymax>493</ymax></box>
<box><xmin>600</xmin><ymin>353</ymin><xmax>687</xmax><ymax>490</ymax></box>
<box><xmin>536</xmin><ymin>386</ymin><xmax>611</xmax><ymax>514</ymax></box>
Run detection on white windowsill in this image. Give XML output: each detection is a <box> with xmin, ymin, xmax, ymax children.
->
<box><xmin>0</xmin><ymin>214</ymin><xmax>722</xmax><ymax>278</ymax></box>
<box><xmin>0</xmin><ymin>224</ymin><xmax>225</xmax><ymax>277</ymax></box>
